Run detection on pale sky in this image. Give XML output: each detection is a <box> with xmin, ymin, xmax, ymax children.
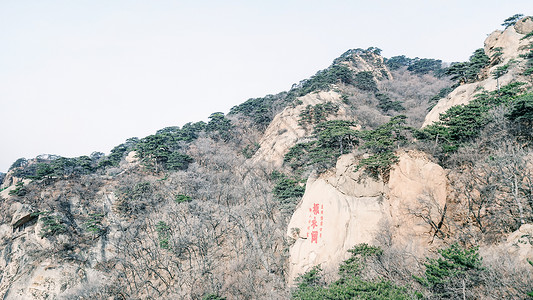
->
<box><xmin>1</xmin><ymin>1</ymin><xmax>532</xmax><ymax>172</ymax></box>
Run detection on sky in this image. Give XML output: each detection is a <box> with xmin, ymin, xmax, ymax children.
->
<box><xmin>1</xmin><ymin>1</ymin><xmax>533</xmax><ymax>172</ymax></box>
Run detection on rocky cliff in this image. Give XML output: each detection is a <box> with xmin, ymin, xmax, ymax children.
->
<box><xmin>286</xmin><ymin>151</ymin><xmax>448</xmax><ymax>283</ymax></box>
<box><xmin>423</xmin><ymin>17</ymin><xmax>533</xmax><ymax>127</ymax></box>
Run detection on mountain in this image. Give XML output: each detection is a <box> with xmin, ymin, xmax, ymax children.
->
<box><xmin>1</xmin><ymin>15</ymin><xmax>533</xmax><ymax>299</ymax></box>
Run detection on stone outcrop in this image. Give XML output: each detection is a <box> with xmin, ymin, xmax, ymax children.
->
<box><xmin>0</xmin><ymin>171</ymin><xmax>25</xmax><ymax>191</ymax></box>
<box><xmin>514</xmin><ymin>17</ymin><xmax>533</xmax><ymax>35</ymax></box>
<box><xmin>480</xmin><ymin>223</ymin><xmax>533</xmax><ymax>269</ymax></box>
<box><xmin>423</xmin><ymin>18</ymin><xmax>533</xmax><ymax>127</ymax></box>
<box><xmin>252</xmin><ymin>50</ymin><xmax>391</xmax><ymax>168</ymax></box>
<box><xmin>287</xmin><ymin>151</ymin><xmax>447</xmax><ymax>283</ymax></box>
<box><xmin>252</xmin><ymin>90</ymin><xmax>348</xmax><ymax>168</ymax></box>
<box><xmin>0</xmin><ymin>189</ymin><xmax>120</xmax><ymax>299</ymax></box>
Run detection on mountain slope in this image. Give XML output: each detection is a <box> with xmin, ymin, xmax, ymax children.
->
<box><xmin>1</xmin><ymin>16</ymin><xmax>533</xmax><ymax>300</ymax></box>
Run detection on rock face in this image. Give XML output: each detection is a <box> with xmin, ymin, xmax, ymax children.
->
<box><xmin>386</xmin><ymin>151</ymin><xmax>448</xmax><ymax>252</ymax></box>
<box><xmin>502</xmin><ymin>224</ymin><xmax>533</xmax><ymax>260</ymax></box>
<box><xmin>286</xmin><ymin>151</ymin><xmax>447</xmax><ymax>283</ymax></box>
<box><xmin>514</xmin><ymin>17</ymin><xmax>533</xmax><ymax>35</ymax></box>
<box><xmin>252</xmin><ymin>50</ymin><xmax>391</xmax><ymax>168</ymax></box>
<box><xmin>423</xmin><ymin>18</ymin><xmax>533</xmax><ymax>127</ymax></box>
<box><xmin>0</xmin><ymin>189</ymin><xmax>120</xmax><ymax>299</ymax></box>
<box><xmin>480</xmin><ymin>223</ymin><xmax>533</xmax><ymax>269</ymax></box>
<box><xmin>252</xmin><ymin>90</ymin><xmax>348</xmax><ymax>168</ymax></box>
<box><xmin>0</xmin><ymin>179</ymin><xmax>31</xmax><ymax>200</ymax></box>
<box><xmin>1</xmin><ymin>170</ymin><xmax>25</xmax><ymax>190</ymax></box>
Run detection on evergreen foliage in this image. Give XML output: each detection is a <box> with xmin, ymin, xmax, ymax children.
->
<box><xmin>292</xmin><ymin>244</ymin><xmax>410</xmax><ymax>300</ymax></box>
<box><xmin>84</xmin><ymin>213</ymin><xmax>105</xmax><ymax>237</ymax></box>
<box><xmin>506</xmin><ymin>93</ymin><xmax>533</xmax><ymax>142</ymax></box>
<box><xmin>521</xmin><ymin>50</ymin><xmax>533</xmax><ymax>76</ymax></box>
<box><xmin>206</xmin><ymin>112</ymin><xmax>233</xmax><ymax>141</ymax></box>
<box><xmin>445</xmin><ymin>49</ymin><xmax>490</xmax><ymax>84</ymax></box>
<box><xmin>8</xmin><ymin>181</ymin><xmax>27</xmax><ymax>197</ymax></box>
<box><xmin>386</xmin><ymin>55</ymin><xmax>444</xmax><ymax>76</ymax></box>
<box><xmin>418</xmin><ymin>82</ymin><xmax>526</xmax><ymax>152</ymax></box>
<box><xmin>9</xmin><ymin>158</ymin><xmax>28</xmax><ymax>171</ymax></box>
<box><xmin>175</xmin><ymin>194</ymin><xmax>192</xmax><ymax>203</ymax></box>
<box><xmin>357</xmin><ymin>115</ymin><xmax>410</xmax><ymax>178</ymax></box>
<box><xmin>229</xmin><ymin>93</ymin><xmax>286</xmax><ymax>129</ymax></box>
<box><xmin>333</xmin><ymin>48</ymin><xmax>381</xmax><ymax>65</ymax></box>
<box><xmin>414</xmin><ymin>244</ymin><xmax>484</xmax><ymax>299</ymax></box>
<box><xmin>98</xmin><ymin>137</ymin><xmax>139</xmax><ymax>169</ymax></box>
<box><xmin>202</xmin><ymin>293</ymin><xmax>227</xmax><ymax>300</ymax></box>
<box><xmin>354</xmin><ymin>71</ymin><xmax>378</xmax><ymax>92</ymax></box>
<box><xmin>299</xmin><ymin>102</ymin><xmax>339</xmax><ymax>125</ymax></box>
<box><xmin>521</xmin><ymin>30</ymin><xmax>533</xmax><ymax>40</ymax></box>
<box><xmin>296</xmin><ymin>64</ymin><xmax>354</xmax><ymax>96</ymax></box>
<box><xmin>271</xmin><ymin>172</ymin><xmax>305</xmax><ymax>201</ymax></box>
<box><xmin>490</xmin><ymin>47</ymin><xmax>504</xmax><ymax>65</ymax></box>
<box><xmin>285</xmin><ymin>120</ymin><xmax>358</xmax><ymax>171</ymax></box>
<box><xmin>492</xmin><ymin>63</ymin><xmax>510</xmax><ymax>79</ymax></box>
<box><xmin>385</xmin><ymin>55</ymin><xmax>414</xmax><ymax>70</ymax></box>
<box><xmin>502</xmin><ymin>14</ymin><xmax>524</xmax><ymax>28</ymax></box>
<box><xmin>135</xmin><ymin>123</ymin><xmax>203</xmax><ymax>172</ymax></box>
<box><xmin>428</xmin><ymin>87</ymin><xmax>454</xmax><ymax>111</ymax></box>
<box><xmin>156</xmin><ymin>221</ymin><xmax>171</xmax><ymax>249</ymax></box>
<box><xmin>407</xmin><ymin>58</ymin><xmax>444</xmax><ymax>75</ymax></box>
<box><xmin>375</xmin><ymin>92</ymin><xmax>405</xmax><ymax>113</ymax></box>
<box><xmin>241</xmin><ymin>142</ymin><xmax>260</xmax><ymax>159</ymax></box>
<box><xmin>33</xmin><ymin>211</ymin><xmax>67</xmax><ymax>238</ymax></box>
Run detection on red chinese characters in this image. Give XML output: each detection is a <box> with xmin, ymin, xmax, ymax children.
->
<box><xmin>307</xmin><ymin>203</ymin><xmax>324</xmax><ymax>244</ymax></box>
<box><xmin>311</xmin><ymin>230</ymin><xmax>319</xmax><ymax>243</ymax></box>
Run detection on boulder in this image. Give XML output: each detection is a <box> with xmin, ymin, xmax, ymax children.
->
<box><xmin>286</xmin><ymin>151</ymin><xmax>448</xmax><ymax>283</ymax></box>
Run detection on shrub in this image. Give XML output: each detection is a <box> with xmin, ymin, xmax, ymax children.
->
<box><xmin>272</xmin><ymin>174</ymin><xmax>305</xmax><ymax>201</ymax></box>
<box><xmin>414</xmin><ymin>244</ymin><xmax>484</xmax><ymax>299</ymax></box>
<box><xmin>296</xmin><ymin>64</ymin><xmax>354</xmax><ymax>96</ymax></box>
<box><xmin>292</xmin><ymin>244</ymin><xmax>410</xmax><ymax>300</ymax></box>
<box><xmin>8</xmin><ymin>181</ymin><xmax>27</xmax><ymax>197</ymax></box>
<box><xmin>506</xmin><ymin>93</ymin><xmax>533</xmax><ymax>142</ymax></box>
<box><xmin>241</xmin><ymin>142</ymin><xmax>260</xmax><ymax>159</ymax></box>
<box><xmin>202</xmin><ymin>293</ymin><xmax>226</xmax><ymax>300</ymax></box>
<box><xmin>375</xmin><ymin>92</ymin><xmax>405</xmax><ymax>113</ymax></box>
<box><xmin>357</xmin><ymin>115</ymin><xmax>410</xmax><ymax>178</ymax></box>
<box><xmin>385</xmin><ymin>55</ymin><xmax>414</xmax><ymax>70</ymax></box>
<box><xmin>407</xmin><ymin>58</ymin><xmax>443</xmax><ymax>75</ymax></box>
<box><xmin>502</xmin><ymin>14</ymin><xmax>524</xmax><ymax>28</ymax></box>
<box><xmin>299</xmin><ymin>102</ymin><xmax>339</xmax><ymax>125</ymax></box>
<box><xmin>34</xmin><ymin>211</ymin><xmax>67</xmax><ymax>238</ymax></box>
<box><xmin>115</xmin><ymin>182</ymin><xmax>154</xmax><ymax>215</ymax></box>
<box><xmin>84</xmin><ymin>213</ymin><xmax>105</xmax><ymax>237</ymax></box>
<box><xmin>445</xmin><ymin>49</ymin><xmax>490</xmax><ymax>84</ymax></box>
<box><xmin>285</xmin><ymin>120</ymin><xmax>358</xmax><ymax>172</ymax></box>
<box><xmin>175</xmin><ymin>194</ymin><xmax>192</xmax><ymax>203</ymax></box>
<box><xmin>418</xmin><ymin>82</ymin><xmax>526</xmax><ymax>153</ymax></box>
<box><xmin>354</xmin><ymin>71</ymin><xmax>378</xmax><ymax>92</ymax></box>
<box><xmin>156</xmin><ymin>221</ymin><xmax>171</xmax><ymax>249</ymax></box>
